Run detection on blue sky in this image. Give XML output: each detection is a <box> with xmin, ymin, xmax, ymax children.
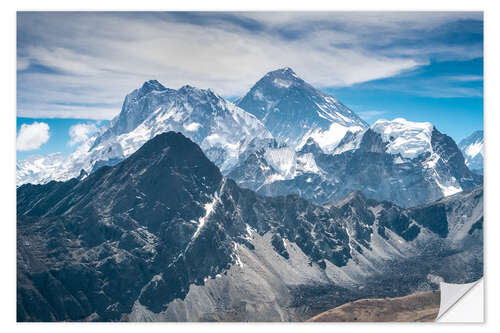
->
<box><xmin>329</xmin><ymin>57</ymin><xmax>483</xmax><ymax>140</ymax></box>
<box><xmin>17</xmin><ymin>11</ymin><xmax>483</xmax><ymax>159</ymax></box>
<box><xmin>16</xmin><ymin>118</ymin><xmax>107</xmax><ymax>160</ymax></box>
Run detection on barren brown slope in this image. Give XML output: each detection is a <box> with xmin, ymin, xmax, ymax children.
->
<box><xmin>307</xmin><ymin>290</ymin><xmax>440</xmax><ymax>322</ymax></box>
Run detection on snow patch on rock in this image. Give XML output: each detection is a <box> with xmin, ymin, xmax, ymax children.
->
<box><xmin>183</xmin><ymin>122</ymin><xmax>202</xmax><ymax>132</ymax></box>
<box><xmin>299</xmin><ymin>123</ymin><xmax>364</xmax><ymax>153</ymax></box>
<box><xmin>465</xmin><ymin>141</ymin><xmax>483</xmax><ymax>160</ymax></box>
<box><xmin>264</xmin><ymin>147</ymin><xmax>297</xmax><ymax>179</ymax></box>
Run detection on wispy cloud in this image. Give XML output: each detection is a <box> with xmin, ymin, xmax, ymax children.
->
<box><xmin>17</xmin><ymin>57</ymin><xmax>30</xmax><ymax>71</ymax></box>
<box><xmin>16</xmin><ymin>122</ymin><xmax>50</xmax><ymax>151</ymax></box>
<box><xmin>17</xmin><ymin>12</ymin><xmax>483</xmax><ymax>119</ymax></box>
<box><xmin>441</xmin><ymin>75</ymin><xmax>483</xmax><ymax>82</ymax></box>
<box><xmin>357</xmin><ymin>110</ymin><xmax>388</xmax><ymax>121</ymax></box>
<box><xmin>362</xmin><ymin>76</ymin><xmax>483</xmax><ymax>98</ymax></box>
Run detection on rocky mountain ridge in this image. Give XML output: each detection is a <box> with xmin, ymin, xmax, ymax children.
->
<box><xmin>17</xmin><ymin>132</ymin><xmax>483</xmax><ymax>321</ymax></box>
<box><xmin>230</xmin><ymin>118</ymin><xmax>481</xmax><ymax>208</ymax></box>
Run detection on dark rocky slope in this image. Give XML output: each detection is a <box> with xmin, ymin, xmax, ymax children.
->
<box><xmin>17</xmin><ymin>132</ymin><xmax>483</xmax><ymax>321</ymax></box>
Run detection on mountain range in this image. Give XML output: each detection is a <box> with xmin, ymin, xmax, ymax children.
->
<box><xmin>17</xmin><ymin>132</ymin><xmax>483</xmax><ymax>321</ymax></box>
<box><xmin>17</xmin><ymin>80</ymin><xmax>272</xmax><ymax>185</ymax></box>
<box><xmin>230</xmin><ymin>118</ymin><xmax>481</xmax><ymax>208</ymax></box>
<box><xmin>16</xmin><ymin>68</ymin><xmax>483</xmax><ymax>322</ymax></box>
<box><xmin>17</xmin><ymin>68</ymin><xmax>368</xmax><ymax>186</ymax></box>
<box><xmin>17</xmin><ymin>68</ymin><xmax>482</xmax><ymax>209</ymax></box>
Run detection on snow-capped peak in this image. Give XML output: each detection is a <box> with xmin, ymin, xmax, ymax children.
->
<box><xmin>236</xmin><ymin>67</ymin><xmax>368</xmax><ymax>151</ymax></box>
<box><xmin>368</xmin><ymin>118</ymin><xmax>469</xmax><ymax>196</ymax></box>
<box><xmin>178</xmin><ymin>84</ymin><xmax>203</xmax><ymax>94</ymax></box>
<box><xmin>265</xmin><ymin>67</ymin><xmax>298</xmax><ymax>78</ymax></box>
<box><xmin>141</xmin><ymin>79</ymin><xmax>167</xmax><ymax>92</ymax></box>
<box><xmin>459</xmin><ymin>130</ymin><xmax>483</xmax><ymax>173</ymax></box>
<box><xmin>17</xmin><ymin>80</ymin><xmax>273</xmax><ymax>186</ymax></box>
<box><xmin>465</xmin><ymin>141</ymin><xmax>483</xmax><ymax>159</ymax></box>
<box><xmin>371</xmin><ymin>118</ymin><xmax>434</xmax><ymax>159</ymax></box>
<box><xmin>135</xmin><ymin>80</ymin><xmax>168</xmax><ymax>99</ymax></box>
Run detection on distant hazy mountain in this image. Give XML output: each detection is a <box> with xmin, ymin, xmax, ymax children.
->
<box><xmin>236</xmin><ymin>67</ymin><xmax>368</xmax><ymax>152</ymax></box>
<box><xmin>230</xmin><ymin>118</ymin><xmax>481</xmax><ymax>207</ymax></box>
<box><xmin>459</xmin><ymin>130</ymin><xmax>483</xmax><ymax>174</ymax></box>
<box><xmin>17</xmin><ymin>132</ymin><xmax>482</xmax><ymax>321</ymax></box>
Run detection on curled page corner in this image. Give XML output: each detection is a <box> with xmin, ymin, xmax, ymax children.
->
<box><xmin>436</xmin><ymin>278</ymin><xmax>483</xmax><ymax>322</ymax></box>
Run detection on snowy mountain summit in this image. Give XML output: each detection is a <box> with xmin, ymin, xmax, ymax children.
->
<box><xmin>370</xmin><ymin>118</ymin><xmax>434</xmax><ymax>158</ymax></box>
<box><xmin>16</xmin><ymin>80</ymin><xmax>272</xmax><ymax>185</ymax></box>
<box><xmin>90</xmin><ymin>80</ymin><xmax>272</xmax><ymax>173</ymax></box>
<box><xmin>16</xmin><ymin>70</ymin><xmax>482</xmax><ymax>209</ymax></box>
<box><xmin>459</xmin><ymin>130</ymin><xmax>483</xmax><ymax>174</ymax></box>
<box><xmin>336</xmin><ymin>118</ymin><xmax>480</xmax><ymax>197</ymax></box>
<box><xmin>236</xmin><ymin>68</ymin><xmax>368</xmax><ymax>152</ymax></box>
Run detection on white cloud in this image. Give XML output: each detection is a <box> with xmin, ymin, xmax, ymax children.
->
<box><xmin>16</xmin><ymin>12</ymin><xmax>482</xmax><ymax>119</ymax></box>
<box><xmin>17</xmin><ymin>57</ymin><xmax>30</xmax><ymax>71</ymax></box>
<box><xmin>19</xmin><ymin>103</ymin><xmax>119</xmax><ymax>120</ymax></box>
<box><xmin>442</xmin><ymin>75</ymin><xmax>483</xmax><ymax>82</ymax></box>
<box><xmin>16</xmin><ymin>122</ymin><xmax>50</xmax><ymax>151</ymax></box>
<box><xmin>183</xmin><ymin>122</ymin><xmax>202</xmax><ymax>132</ymax></box>
<box><xmin>68</xmin><ymin>123</ymin><xmax>98</xmax><ymax>146</ymax></box>
<box><xmin>238</xmin><ymin>12</ymin><xmax>482</xmax><ymax>30</ymax></box>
